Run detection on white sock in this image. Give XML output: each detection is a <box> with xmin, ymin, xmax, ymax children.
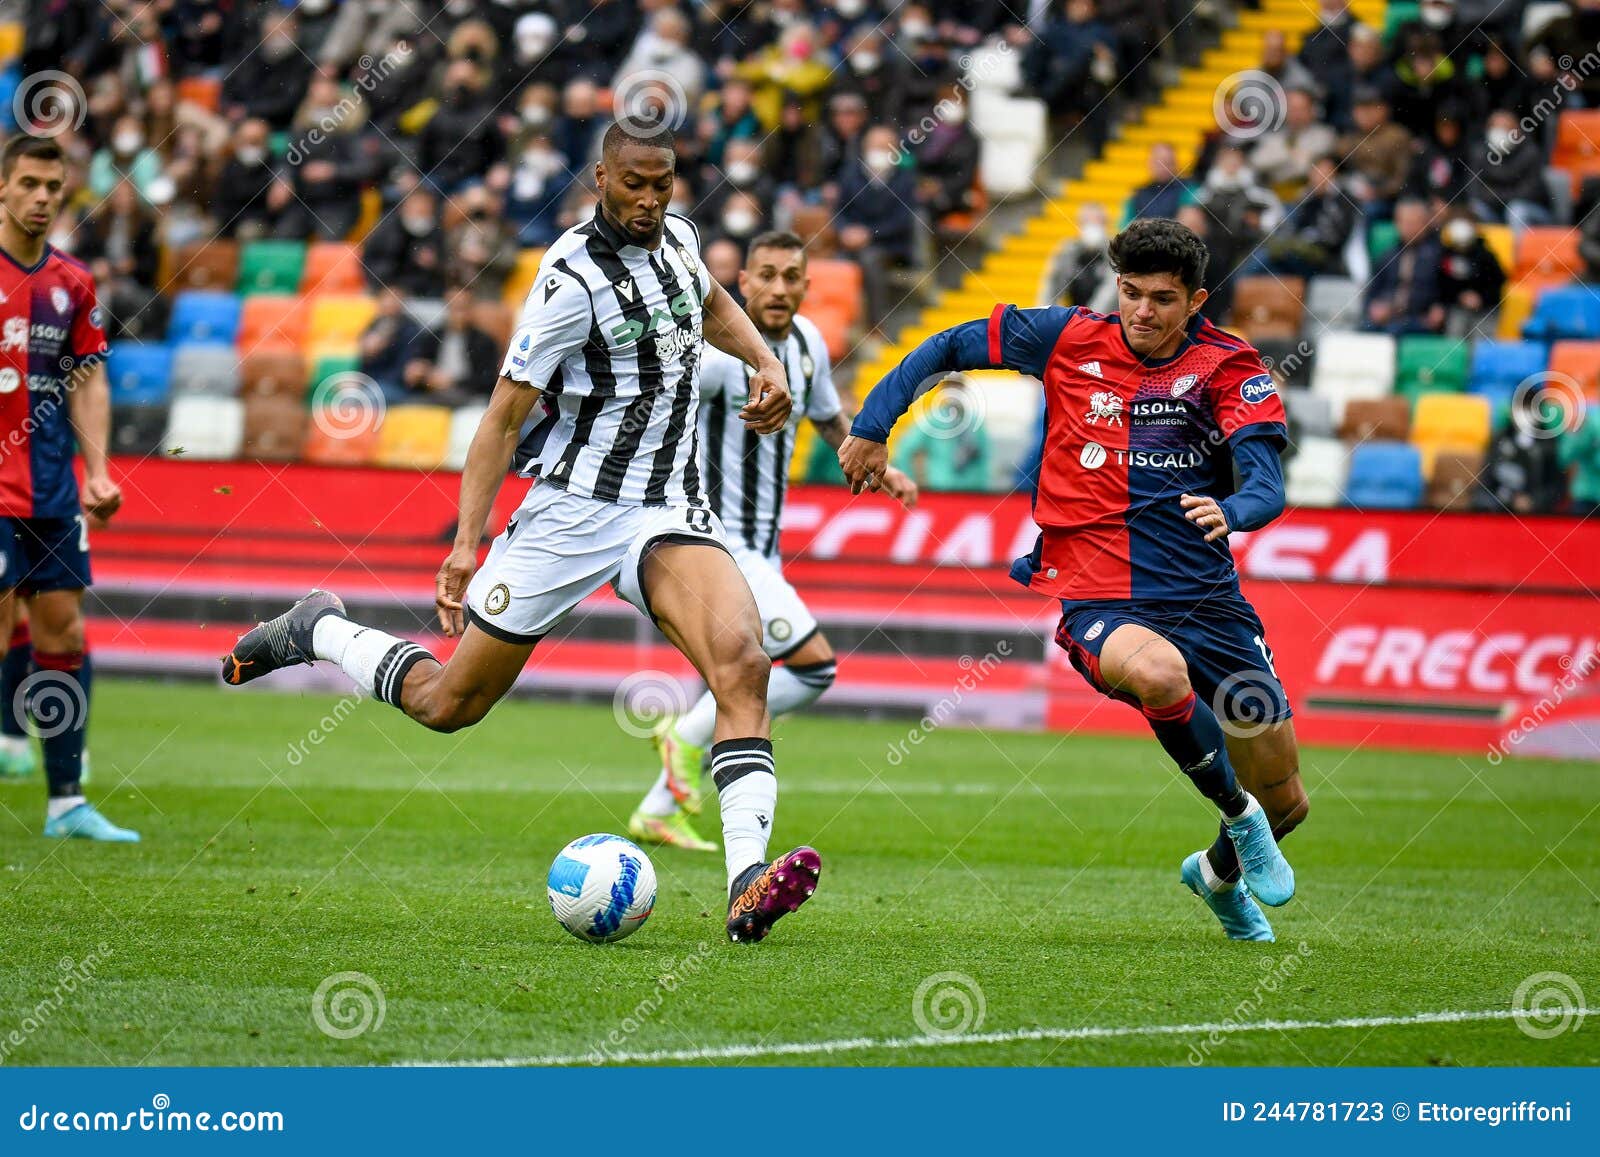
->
<box><xmin>1197</xmin><ymin>849</ymin><xmax>1235</xmax><ymax>894</ymax></box>
<box><xmin>0</xmin><ymin>734</ymin><xmax>29</xmax><ymax>757</ymax></box>
<box><xmin>637</xmin><ymin>769</ymin><xmax>678</xmax><ymax>817</ymax></box>
<box><xmin>675</xmin><ymin>689</ymin><xmax>718</xmax><ymax>748</ymax></box>
<box><xmin>767</xmin><ymin>661</ymin><xmax>835</xmax><ymax>715</ymax></box>
<box><xmin>312</xmin><ymin>616</ymin><xmax>431</xmax><ymax>708</ymax></box>
<box><xmin>712</xmin><ymin>739</ymin><xmax>777</xmax><ymax>887</ymax></box>
<box><xmin>47</xmin><ymin>794</ymin><xmax>85</xmax><ymax>820</ymax></box>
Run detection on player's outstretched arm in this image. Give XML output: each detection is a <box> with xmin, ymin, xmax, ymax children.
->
<box><xmin>702</xmin><ymin>280</ymin><xmax>790</xmax><ymax>434</ymax></box>
<box><xmin>814</xmin><ymin>413</ymin><xmax>917</xmax><ymax>508</ymax></box>
<box><xmin>437</xmin><ymin>375</ymin><xmax>543</xmax><ymax>636</ymax></box>
<box><xmin>67</xmin><ymin>360</ymin><xmax>121</xmax><ymax>522</ymax></box>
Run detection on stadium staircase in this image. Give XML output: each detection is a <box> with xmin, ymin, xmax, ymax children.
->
<box><xmin>848</xmin><ymin>0</ymin><xmax>1392</xmax><ymax>390</ymax></box>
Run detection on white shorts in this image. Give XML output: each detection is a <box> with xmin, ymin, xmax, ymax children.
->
<box><xmin>465</xmin><ymin>484</ymin><xmax>730</xmax><ymax>643</ymax></box>
<box><xmin>729</xmin><ymin>544</ymin><xmax>819</xmax><ymax>659</ymax></box>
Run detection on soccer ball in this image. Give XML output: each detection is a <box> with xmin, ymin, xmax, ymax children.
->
<box><xmin>547</xmin><ymin>834</ymin><xmax>657</xmax><ymax>943</ymax></box>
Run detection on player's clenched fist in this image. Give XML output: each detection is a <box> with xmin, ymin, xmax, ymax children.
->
<box><xmin>739</xmin><ymin>361</ymin><xmax>792</xmax><ymax>434</ymax></box>
<box><xmin>435</xmin><ymin>544</ymin><xmax>478</xmax><ymax>637</ymax></box>
<box><xmin>837</xmin><ymin>435</ymin><xmax>888</xmax><ymax>495</ymax></box>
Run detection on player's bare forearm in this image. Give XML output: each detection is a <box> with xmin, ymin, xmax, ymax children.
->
<box><xmin>454</xmin><ymin>376</ymin><xmax>541</xmax><ymax>552</ymax></box>
<box><xmin>820</xmin><ymin>414</ymin><xmax>917</xmax><ymax>506</ymax></box>
<box><xmin>812</xmin><ymin>413</ymin><xmax>852</xmax><ymax>451</ymax></box>
<box><xmin>702</xmin><ymin>281</ymin><xmax>790</xmax><ymax>433</ymax></box>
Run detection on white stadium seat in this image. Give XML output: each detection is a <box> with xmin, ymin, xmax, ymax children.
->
<box><xmin>971</xmin><ymin>91</ymin><xmax>1045</xmax><ymax>200</ymax></box>
<box><xmin>1309</xmin><ymin>330</ymin><xmax>1395</xmax><ymax>420</ymax></box>
<box><xmin>1285</xmin><ymin>436</ymin><xmax>1349</xmax><ymax>508</ymax></box>
<box><xmin>1283</xmin><ymin>388</ymin><xmax>1334</xmax><ymax>440</ymax></box>
<box><xmin>163</xmin><ymin>395</ymin><xmax>244</xmax><ymax>460</ymax></box>
<box><xmin>447</xmin><ymin>404</ymin><xmax>487</xmax><ymax>472</ymax></box>
<box><xmin>1304</xmin><ymin>276</ymin><xmax>1363</xmax><ymax>333</ymax></box>
<box><xmin>170</xmin><ymin>343</ymin><xmax>241</xmax><ymax>398</ymax></box>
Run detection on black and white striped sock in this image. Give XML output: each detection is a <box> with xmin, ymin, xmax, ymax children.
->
<box><xmin>311</xmin><ymin>618</ymin><xmax>433</xmax><ymax>711</ymax></box>
<box><xmin>712</xmin><ymin>737</ymin><xmax>777</xmax><ymax>888</ymax></box>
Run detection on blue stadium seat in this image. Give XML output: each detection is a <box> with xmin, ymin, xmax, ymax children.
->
<box><xmin>1343</xmin><ymin>442</ymin><xmax>1424</xmax><ymax>510</ymax></box>
<box><xmin>1522</xmin><ymin>286</ymin><xmax>1600</xmax><ymax>341</ymax></box>
<box><xmin>167</xmin><ymin>291</ymin><xmax>242</xmax><ymax>344</ymax></box>
<box><xmin>1469</xmin><ymin>340</ymin><xmax>1548</xmax><ymax>395</ymax></box>
<box><xmin>106</xmin><ymin>343</ymin><xmax>174</xmax><ymax>406</ymax></box>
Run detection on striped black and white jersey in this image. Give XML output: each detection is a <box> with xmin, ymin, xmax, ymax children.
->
<box><xmin>700</xmin><ymin>313</ymin><xmax>841</xmax><ymax>556</ymax></box>
<box><xmin>500</xmin><ymin>208</ymin><xmax>713</xmax><ymax>506</ymax></box>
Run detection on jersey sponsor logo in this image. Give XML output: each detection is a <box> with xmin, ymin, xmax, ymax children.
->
<box><xmin>1240</xmin><ymin>373</ymin><xmax>1276</xmax><ymax>405</ymax></box>
<box><xmin>50</xmin><ymin>287</ymin><xmax>69</xmax><ymax>314</ymax></box>
<box><xmin>654</xmin><ymin>324</ymin><xmax>698</xmax><ymax>363</ymax></box>
<box><xmin>1112</xmin><ymin>448</ymin><xmax>1204</xmax><ymax>469</ymax></box>
<box><xmin>30</xmin><ymin>323</ymin><xmax>67</xmax><ymax>342</ymax></box>
<box><xmin>27</xmin><ymin>372</ymin><xmax>61</xmax><ymax>392</ymax></box>
<box><xmin>1084</xmin><ymin>391</ymin><xmax>1123</xmax><ymax>426</ymax></box>
<box><xmin>1084</xmin><ymin>619</ymin><xmax>1106</xmax><ymax>642</ymax></box>
<box><xmin>608</xmin><ymin>291</ymin><xmax>696</xmax><ymax>346</ymax></box>
<box><xmin>1</xmin><ymin>317</ymin><xmax>27</xmax><ymax>351</ymax></box>
<box><xmin>1132</xmin><ymin>399</ymin><xmax>1191</xmax><ymax>418</ymax></box>
<box><xmin>1080</xmin><ymin>441</ymin><xmax>1106</xmax><ymax>469</ymax></box>
<box><xmin>1077</xmin><ymin>360</ymin><xmax>1104</xmax><ymax>378</ymax></box>
<box><xmin>1171</xmin><ymin>373</ymin><xmax>1198</xmax><ymax>397</ymax></box>
<box><xmin>0</xmin><ymin>367</ymin><xmax>18</xmax><ymax>394</ymax></box>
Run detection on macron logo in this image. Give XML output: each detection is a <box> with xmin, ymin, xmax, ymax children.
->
<box><xmin>615</xmin><ymin>279</ymin><xmax>636</xmax><ymax>302</ymax></box>
<box><xmin>1077</xmin><ymin>361</ymin><xmax>1103</xmax><ymax>378</ymax></box>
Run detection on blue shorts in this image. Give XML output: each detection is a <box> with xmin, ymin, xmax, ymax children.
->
<box><xmin>1055</xmin><ymin>592</ymin><xmax>1292</xmax><ymax>726</ymax></box>
<box><xmin>0</xmin><ymin>516</ymin><xmax>93</xmax><ymax>595</ymax></box>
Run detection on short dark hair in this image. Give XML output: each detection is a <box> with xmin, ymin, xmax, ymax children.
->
<box><xmin>745</xmin><ymin>230</ymin><xmax>805</xmax><ymax>265</ymax></box>
<box><xmin>1107</xmin><ymin>218</ymin><xmax>1209</xmax><ymax>293</ymax></box>
<box><xmin>601</xmin><ymin>119</ymin><xmax>676</xmax><ymax>160</ymax></box>
<box><xmin>1</xmin><ymin>135</ymin><xmax>65</xmax><ymax>179</ymax></box>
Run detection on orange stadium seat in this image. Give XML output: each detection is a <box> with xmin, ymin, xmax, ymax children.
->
<box><xmin>300</xmin><ymin>243</ymin><xmax>367</xmax><ymax>295</ymax></box>
<box><xmin>239</xmin><ymin>350</ymin><xmax>308</xmax><ymax>399</ymax></box>
<box><xmin>1514</xmin><ymin>227</ymin><xmax>1583</xmax><ymax>292</ymax></box>
<box><xmin>1547</xmin><ymin>341</ymin><xmax>1600</xmax><ymax>401</ymax></box>
<box><xmin>235</xmin><ymin>295</ymin><xmax>310</xmax><ymax>354</ymax></box>
<box><xmin>1552</xmin><ymin>111</ymin><xmax>1600</xmax><ymax>194</ymax></box>
<box><xmin>1229</xmin><ymin>276</ymin><xmax>1306</xmax><ymax>341</ymax></box>
<box><xmin>807</xmin><ymin>305</ymin><xmax>853</xmax><ymax>362</ymax></box>
<box><xmin>301</xmin><ymin>412</ymin><xmax>380</xmax><ymax>465</ymax></box>
<box><xmin>807</xmin><ymin>259</ymin><xmax>864</xmax><ymax>330</ymax></box>
<box><xmin>241</xmin><ymin>392</ymin><xmax>309</xmax><ymax>461</ymax></box>
<box><xmin>160</xmin><ymin>239</ymin><xmax>239</xmax><ymax>294</ymax></box>
<box><xmin>306</xmin><ymin>295</ymin><xmax>378</xmax><ymax>348</ymax></box>
<box><xmin>175</xmin><ymin>76</ymin><xmax>222</xmax><ymax>114</ymax></box>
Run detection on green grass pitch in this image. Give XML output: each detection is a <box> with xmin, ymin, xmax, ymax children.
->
<box><xmin>0</xmin><ymin>678</ymin><xmax>1595</xmax><ymax>1067</ymax></box>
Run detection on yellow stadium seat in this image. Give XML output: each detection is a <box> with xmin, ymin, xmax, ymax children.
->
<box><xmin>503</xmin><ymin>248</ymin><xmax>547</xmax><ymax>308</ymax></box>
<box><xmin>1498</xmin><ymin>285</ymin><xmax>1535</xmax><ymax>339</ymax></box>
<box><xmin>306</xmin><ymin>295</ymin><xmax>378</xmax><ymax>348</ymax></box>
<box><xmin>0</xmin><ymin>24</ymin><xmax>23</xmax><ymax>66</ymax></box>
<box><xmin>374</xmin><ymin>405</ymin><xmax>452</xmax><ymax>469</ymax></box>
<box><xmin>1412</xmin><ymin>393</ymin><xmax>1492</xmax><ymax>461</ymax></box>
<box><xmin>1480</xmin><ymin>224</ymin><xmax>1514</xmax><ymax>278</ymax></box>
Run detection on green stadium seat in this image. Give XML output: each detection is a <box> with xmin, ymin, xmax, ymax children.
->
<box><xmin>309</xmin><ymin>350</ymin><xmax>362</xmax><ymax>392</ymax></box>
<box><xmin>1395</xmin><ymin>335</ymin><xmax>1471</xmax><ymax>399</ymax></box>
<box><xmin>237</xmin><ymin>240</ymin><xmax>308</xmax><ymax>295</ymax></box>
<box><xmin>1383</xmin><ymin>2</ymin><xmax>1420</xmax><ymax>44</ymax></box>
<box><xmin>1366</xmin><ymin>219</ymin><xmax>1399</xmax><ymax>263</ymax></box>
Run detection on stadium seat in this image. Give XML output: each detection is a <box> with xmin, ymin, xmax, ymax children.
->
<box><xmin>1284</xmin><ymin>436</ymin><xmax>1347</xmax><ymax>507</ymax></box>
<box><xmin>1253</xmin><ymin>337</ymin><xmax>1314</xmax><ymax>388</ymax></box>
<box><xmin>1547</xmin><ymin>340</ymin><xmax>1600</xmax><ymax>400</ymax></box>
<box><xmin>299</xmin><ymin>242</ymin><xmax>366</xmax><ymax>295</ymax></box>
<box><xmin>1395</xmin><ymin>335</ymin><xmax>1471</xmax><ymax>398</ymax></box>
<box><xmin>309</xmin><ymin>350</ymin><xmax>362</xmax><ymax>391</ymax></box>
<box><xmin>1469</xmin><ymin>340</ymin><xmax>1548</xmax><ymax>399</ymax></box>
<box><xmin>1309</xmin><ymin>330</ymin><xmax>1395</xmax><ymax>418</ymax></box>
<box><xmin>374</xmin><ymin>404</ymin><xmax>452</xmax><ymax>469</ymax></box>
<box><xmin>1514</xmin><ymin>227</ymin><xmax>1583</xmax><ymax>291</ymax></box>
<box><xmin>1303</xmin><ymin>276</ymin><xmax>1362</xmax><ymax>333</ymax></box>
<box><xmin>167</xmin><ymin>291</ymin><xmax>241</xmax><ymax>344</ymax></box>
<box><xmin>302</xmin><ymin>409</ymin><xmax>380</xmax><ymax>466</ymax></box>
<box><xmin>1382</xmin><ymin>1</ymin><xmax>1419</xmax><ymax>43</ymax></box>
<box><xmin>1412</xmin><ymin>393</ymin><xmax>1493</xmax><ymax>458</ymax></box>
<box><xmin>501</xmin><ymin>248</ymin><xmax>547</xmax><ymax>308</ymax></box>
<box><xmin>969</xmin><ymin>91</ymin><xmax>1046</xmax><ymax>200</ymax></box>
<box><xmin>1283</xmin><ymin>388</ymin><xmax>1333</xmax><ymax>439</ymax></box>
<box><xmin>1522</xmin><ymin>285</ymin><xmax>1600</xmax><ymax>341</ymax></box>
<box><xmin>808</xmin><ymin>305</ymin><xmax>853</xmax><ymax>361</ymax></box>
<box><xmin>1497</xmin><ymin>283</ymin><xmax>1536</xmax><ymax>340</ymax></box>
<box><xmin>237</xmin><ymin>240</ymin><xmax>308</xmax><ymax>295</ymax></box>
<box><xmin>174</xmin><ymin>75</ymin><xmax>222</xmax><ymax>114</ymax></box>
<box><xmin>106</xmin><ymin>343</ymin><xmax>173</xmax><ymax>406</ymax></box>
<box><xmin>1343</xmin><ymin>442</ymin><xmax>1424</xmax><ymax>509</ymax></box>
<box><xmin>790</xmin><ymin>204</ymin><xmax>838</xmax><ymax>256</ymax></box>
<box><xmin>446</xmin><ymin>405</ymin><xmax>487</xmax><ymax>471</ymax></box>
<box><xmin>170</xmin><ymin>343</ymin><xmax>241</xmax><ymax>398</ymax></box>
<box><xmin>1552</xmin><ymin>110</ymin><xmax>1600</xmax><ymax>195</ymax></box>
<box><xmin>808</xmin><ymin>259</ymin><xmax>865</xmax><ymax>331</ymax></box>
<box><xmin>241</xmin><ymin>392</ymin><xmax>309</xmax><ymax>461</ymax></box>
<box><xmin>160</xmin><ymin>238</ymin><xmax>238</xmax><ymax>294</ymax></box>
<box><xmin>306</xmin><ymin>294</ymin><xmax>378</xmax><ymax>348</ymax></box>
<box><xmin>236</xmin><ymin>294</ymin><xmax>310</xmax><ymax>354</ymax></box>
<box><xmin>1365</xmin><ymin>219</ymin><xmax>1398</xmax><ymax>263</ymax></box>
<box><xmin>163</xmin><ymin>396</ymin><xmax>244</xmax><ymax>460</ymax></box>
<box><xmin>110</xmin><ymin>405</ymin><xmax>170</xmax><ymax>456</ymax></box>
<box><xmin>239</xmin><ymin>349</ymin><xmax>307</xmax><ymax>399</ymax></box>
<box><xmin>1479</xmin><ymin>224</ymin><xmax>1514</xmax><ymax>277</ymax></box>
<box><xmin>471</xmin><ymin>301</ymin><xmax>515</xmax><ymax>350</ymax></box>
<box><xmin>1229</xmin><ymin>276</ymin><xmax>1305</xmax><ymax>341</ymax></box>
<box><xmin>1339</xmin><ymin>397</ymin><xmax>1411</xmax><ymax>443</ymax></box>
<box><xmin>1424</xmin><ymin>451</ymin><xmax>1483</xmax><ymax>511</ymax></box>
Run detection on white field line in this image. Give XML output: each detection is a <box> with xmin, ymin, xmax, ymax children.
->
<box><xmin>393</xmin><ymin>1006</ymin><xmax>1586</xmax><ymax>1068</ymax></box>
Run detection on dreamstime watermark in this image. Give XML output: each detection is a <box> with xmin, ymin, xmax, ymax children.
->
<box><xmin>311</xmin><ymin>971</ymin><xmax>386</xmax><ymax>1039</ymax></box>
<box><xmin>11</xmin><ymin>71</ymin><xmax>87</xmax><ymax>139</ymax></box>
<box><xmin>311</xmin><ymin>371</ymin><xmax>387</xmax><ymax>441</ymax></box>
<box><xmin>587</xmin><ymin>942</ymin><xmax>714</xmax><ymax>1064</ymax></box>
<box><xmin>0</xmin><ymin>944</ymin><xmax>113</xmax><ymax>1064</ymax></box>
<box><xmin>1211</xmin><ymin>664</ymin><xmax>1285</xmax><ymax>741</ymax></box>
<box><xmin>612</xmin><ymin>669</ymin><xmax>693</xmax><ymax>739</ymax></box>
<box><xmin>910</xmin><ymin>373</ymin><xmax>988</xmax><ymax>441</ymax></box>
<box><xmin>284</xmin><ymin>46</ymin><xmax>412</xmax><ymax>166</ymax></box>
<box><xmin>1186</xmin><ymin>941</ymin><xmax>1313</xmax><ymax>1065</ymax></box>
<box><xmin>611</xmin><ymin>70</ymin><xmax>689</xmax><ymax>138</ymax></box>
<box><xmin>1487</xmin><ymin>648</ymin><xmax>1600</xmax><ymax>765</ymax></box>
<box><xmin>1512</xmin><ymin>971</ymin><xmax>1586</xmax><ymax>1040</ymax></box>
<box><xmin>1489</xmin><ymin>47</ymin><xmax>1600</xmax><ymax>165</ymax></box>
<box><xmin>13</xmin><ymin>670</ymin><xmax>87</xmax><ymax>740</ymax></box>
<box><xmin>0</xmin><ymin>351</ymin><xmax>110</xmax><ymax>468</ymax></box>
<box><xmin>886</xmin><ymin>43</ymin><xmax>1014</xmax><ymax>168</ymax></box>
<box><xmin>885</xmin><ymin>641</ymin><xmax>1013</xmax><ymax>766</ymax></box>
<box><xmin>284</xmin><ymin>693</ymin><xmax>363</xmax><ymax>767</ymax></box>
<box><xmin>912</xmin><ymin>971</ymin><xmax>986</xmax><ymax>1038</ymax></box>
<box><xmin>1261</xmin><ymin>340</ymin><xmax>1315</xmax><ymax>385</ymax></box>
<box><xmin>1511</xmin><ymin>371</ymin><xmax>1589</xmax><ymax>440</ymax></box>
<box><xmin>1214</xmin><ymin>70</ymin><xmax>1287</xmax><ymax>143</ymax></box>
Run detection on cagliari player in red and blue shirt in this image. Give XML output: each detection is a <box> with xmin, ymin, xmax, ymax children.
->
<box><xmin>0</xmin><ymin>135</ymin><xmax>136</xmax><ymax>842</ymax></box>
<box><xmin>841</xmin><ymin>219</ymin><xmax>1306</xmax><ymax>941</ymax></box>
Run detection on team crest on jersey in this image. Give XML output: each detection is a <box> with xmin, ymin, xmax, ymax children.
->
<box><xmin>484</xmin><ymin>583</ymin><xmax>511</xmax><ymax>615</ymax></box>
<box><xmin>1239</xmin><ymin>373</ymin><xmax>1276</xmax><ymax>405</ymax></box>
<box><xmin>768</xmin><ymin>618</ymin><xmax>792</xmax><ymax>643</ymax></box>
<box><xmin>1</xmin><ymin>317</ymin><xmax>27</xmax><ymax>352</ymax></box>
<box><xmin>676</xmin><ymin>245</ymin><xmax>698</xmax><ymax>279</ymax></box>
<box><xmin>1084</xmin><ymin>391</ymin><xmax>1123</xmax><ymax>426</ymax></box>
<box><xmin>1171</xmin><ymin>374</ymin><xmax>1198</xmax><ymax>398</ymax></box>
<box><xmin>0</xmin><ymin>367</ymin><xmax>19</xmax><ymax>394</ymax></box>
<box><xmin>50</xmin><ymin>287</ymin><xmax>69</xmax><ymax>315</ymax></box>
<box><xmin>89</xmin><ymin>305</ymin><xmax>104</xmax><ymax>330</ymax></box>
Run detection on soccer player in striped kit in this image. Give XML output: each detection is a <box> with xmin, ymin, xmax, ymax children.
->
<box><xmin>225</xmin><ymin>123</ymin><xmax>821</xmax><ymax>943</ymax></box>
<box><xmin>628</xmin><ymin>231</ymin><xmax>917</xmax><ymax>851</ymax></box>
<box><xmin>0</xmin><ymin>135</ymin><xmax>135</xmax><ymax>841</ymax></box>
<box><xmin>840</xmin><ymin>219</ymin><xmax>1306</xmax><ymax>942</ymax></box>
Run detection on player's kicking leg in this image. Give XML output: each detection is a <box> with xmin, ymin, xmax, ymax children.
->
<box><xmin>631</xmin><ymin>539</ymin><xmax>820</xmax><ymax>943</ymax></box>
<box><xmin>1095</xmin><ymin>623</ymin><xmax>1294</xmax><ymax>918</ymax></box>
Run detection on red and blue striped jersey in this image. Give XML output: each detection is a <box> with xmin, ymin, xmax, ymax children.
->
<box><xmin>0</xmin><ymin>245</ymin><xmax>108</xmax><ymax>518</ymax></box>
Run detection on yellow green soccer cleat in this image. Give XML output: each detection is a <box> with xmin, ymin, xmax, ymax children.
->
<box><xmin>651</xmin><ymin>718</ymin><xmax>706</xmax><ymax>815</ymax></box>
<box><xmin>628</xmin><ymin>808</ymin><xmax>717</xmax><ymax>852</ymax></box>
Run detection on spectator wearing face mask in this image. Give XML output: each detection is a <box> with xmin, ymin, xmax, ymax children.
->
<box><xmin>418</xmin><ymin>60</ymin><xmax>502</xmax><ymax>195</ymax></box>
<box><xmin>223</xmin><ymin>11</ymin><xmax>313</xmax><ymax>129</ymax></box>
<box><xmin>711</xmin><ymin>191</ymin><xmax>767</xmax><ymax>251</ymax></box>
<box><xmin>834</xmin><ymin>28</ymin><xmax>910</xmax><ymax>128</ymax></box>
<box><xmin>1435</xmin><ymin>213</ymin><xmax>1506</xmax><ymax>339</ymax></box>
<box><xmin>700</xmin><ymin>138</ymin><xmax>775</xmax><ymax>227</ymax></box>
<box><xmin>364</xmin><ymin>187</ymin><xmax>446</xmax><ymax>298</ymax></box>
<box><xmin>75</xmin><ymin>180</ymin><xmax>165</xmax><ymax>340</ymax></box>
<box><xmin>277</xmin><ymin>74</ymin><xmax>374</xmax><ymax>242</ymax></box>
<box><xmin>1048</xmin><ymin>203</ymin><xmax>1117</xmax><ymax>312</ymax></box>
<box><xmin>291</xmin><ymin>0</ymin><xmax>343</xmax><ymax>61</ymax></box>
<box><xmin>733</xmin><ymin>22</ymin><xmax>834</xmax><ymax>128</ymax></box>
<box><xmin>212</xmin><ymin>118</ymin><xmax>293</xmax><ymax>239</ymax></box>
<box><xmin>88</xmin><ymin>114</ymin><xmax>164</xmax><ymax>203</ymax></box>
<box><xmin>913</xmin><ymin>86</ymin><xmax>981</xmax><ymax>226</ymax></box>
<box><xmin>1193</xmin><ymin>145</ymin><xmax>1280</xmax><ymax>236</ymax></box>
<box><xmin>502</xmin><ymin>13</ymin><xmax>566</xmax><ymax>93</ymax></box>
<box><xmin>1466</xmin><ymin>109</ymin><xmax>1554</xmax><ymax>234</ymax></box>
<box><xmin>446</xmin><ymin>185</ymin><xmax>517</xmax><ymax>299</ymax></box>
<box><xmin>836</xmin><ymin>125</ymin><xmax>920</xmax><ymax>330</ymax></box>
<box><xmin>699</xmin><ymin>79</ymin><xmax>761</xmax><ymax>172</ymax></box>
<box><xmin>505</xmin><ymin>132</ymin><xmax>573</xmax><ymax>247</ymax></box>
<box><xmin>616</xmin><ymin>8</ymin><xmax>707</xmax><ymax>114</ymax></box>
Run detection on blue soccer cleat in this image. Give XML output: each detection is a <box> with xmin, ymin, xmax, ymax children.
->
<box><xmin>43</xmin><ymin>802</ymin><xmax>140</xmax><ymax>843</ymax></box>
<box><xmin>1224</xmin><ymin>795</ymin><xmax>1294</xmax><ymax>907</ymax></box>
<box><xmin>1182</xmin><ymin>851</ymin><xmax>1274</xmax><ymax>941</ymax></box>
<box><xmin>0</xmin><ymin>736</ymin><xmax>37</xmax><ymax>779</ymax></box>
